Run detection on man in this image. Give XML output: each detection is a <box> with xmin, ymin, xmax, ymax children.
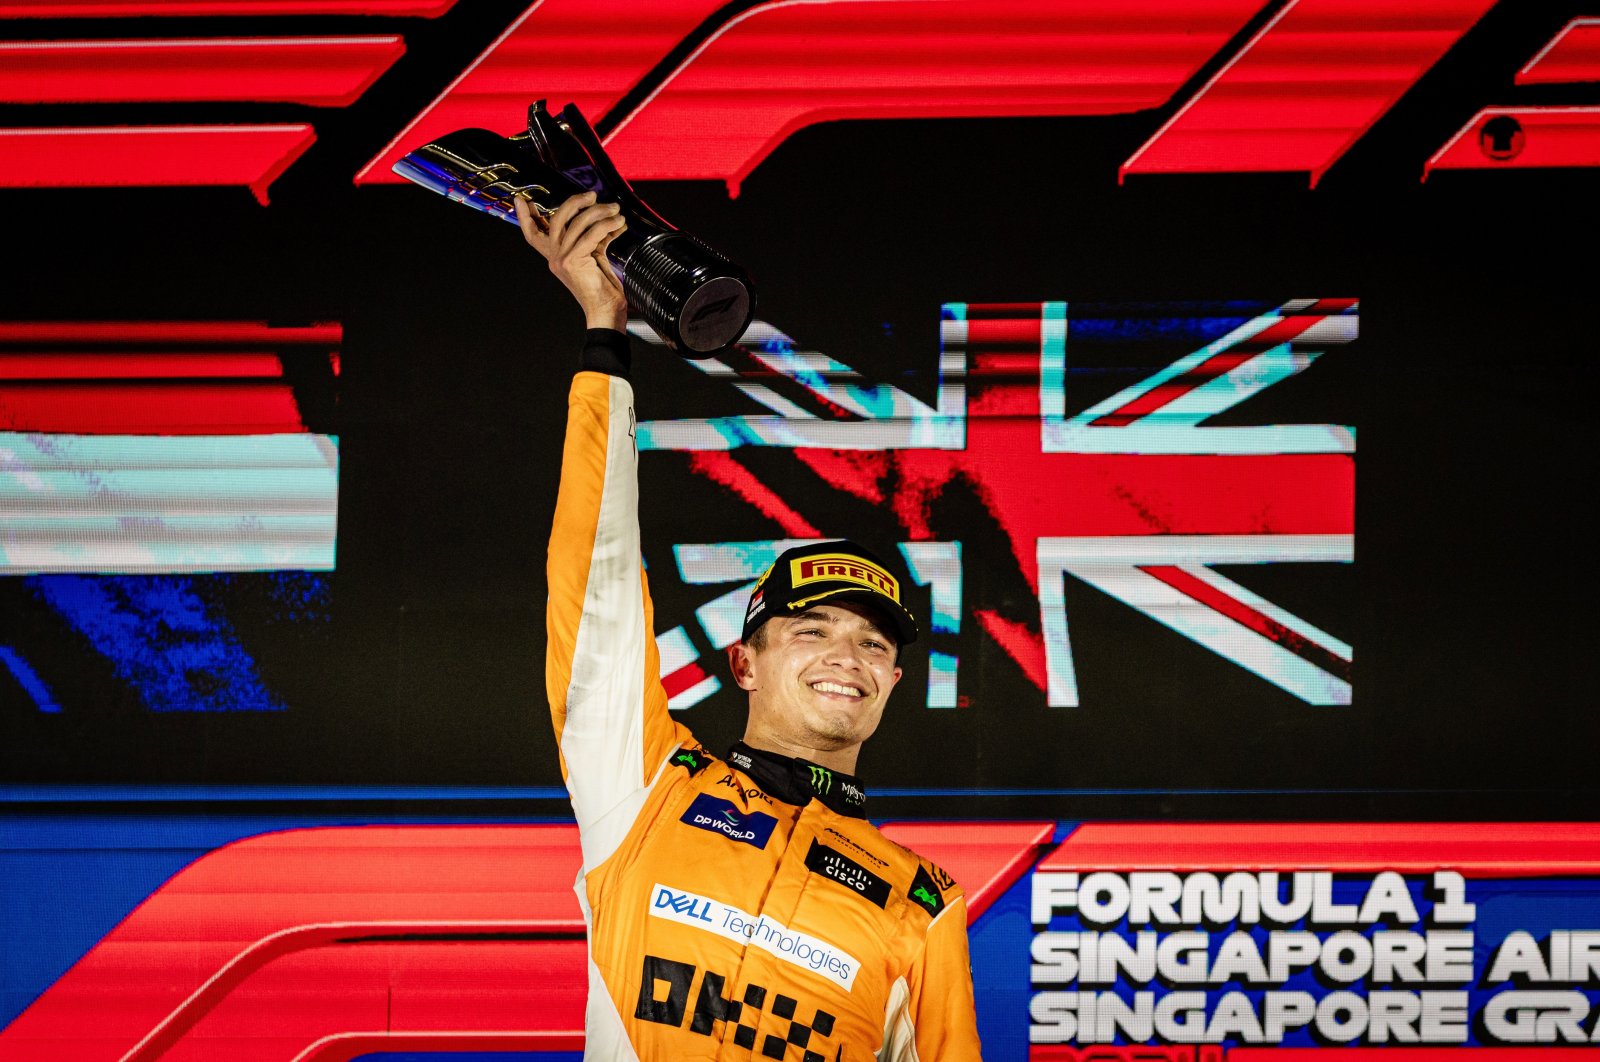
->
<box><xmin>521</xmin><ymin>191</ymin><xmax>983</xmax><ymax>1060</ymax></box>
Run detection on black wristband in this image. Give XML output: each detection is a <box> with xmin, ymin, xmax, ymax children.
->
<box><xmin>580</xmin><ymin>327</ymin><xmax>632</xmax><ymax>379</ymax></box>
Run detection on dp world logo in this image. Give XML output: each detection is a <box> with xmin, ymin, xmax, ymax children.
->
<box><xmin>680</xmin><ymin>794</ymin><xmax>777</xmax><ymax>850</ymax></box>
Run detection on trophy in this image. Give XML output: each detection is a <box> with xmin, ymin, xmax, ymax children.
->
<box><xmin>394</xmin><ymin>100</ymin><xmax>755</xmax><ymax>355</ymax></box>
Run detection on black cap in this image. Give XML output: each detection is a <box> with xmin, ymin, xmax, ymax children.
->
<box><xmin>741</xmin><ymin>540</ymin><xmax>918</xmax><ymax>647</ymax></box>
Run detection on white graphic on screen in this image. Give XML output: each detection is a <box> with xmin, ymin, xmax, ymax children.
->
<box><xmin>630</xmin><ymin>319</ymin><xmax>966</xmax><ymax>451</ymax></box>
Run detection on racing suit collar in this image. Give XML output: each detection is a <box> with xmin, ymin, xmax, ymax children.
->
<box><xmin>726</xmin><ymin>741</ymin><xmax>867</xmax><ymax>818</ymax></box>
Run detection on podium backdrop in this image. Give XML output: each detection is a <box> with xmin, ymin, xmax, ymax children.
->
<box><xmin>3</xmin><ymin>1</ymin><xmax>1598</xmax><ymax>1058</ymax></box>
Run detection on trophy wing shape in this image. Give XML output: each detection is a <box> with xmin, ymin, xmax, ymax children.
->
<box><xmin>395</xmin><ymin>102</ymin><xmax>755</xmax><ymax>355</ymax></box>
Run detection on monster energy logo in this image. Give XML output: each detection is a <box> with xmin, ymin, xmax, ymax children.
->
<box><xmin>675</xmin><ymin>752</ymin><xmax>699</xmax><ymax>769</ymax></box>
<box><xmin>808</xmin><ymin>766</ymin><xmax>832</xmax><ymax>793</ymax></box>
<box><xmin>912</xmin><ymin>886</ymin><xmax>939</xmax><ymax>907</ymax></box>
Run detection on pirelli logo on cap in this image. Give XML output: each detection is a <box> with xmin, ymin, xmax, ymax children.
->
<box><xmin>790</xmin><ymin>554</ymin><xmax>900</xmax><ymax>601</ymax></box>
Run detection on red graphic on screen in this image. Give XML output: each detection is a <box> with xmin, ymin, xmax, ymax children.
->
<box><xmin>0</xmin><ymin>821</ymin><xmax>1047</xmax><ymax>1060</ymax></box>
<box><xmin>1120</xmin><ymin>0</ymin><xmax>1498</xmax><ymax>185</ymax></box>
<box><xmin>1032</xmin><ymin>1047</ymin><xmax>1223</xmax><ymax>1062</ymax></box>
<box><xmin>359</xmin><ymin>0</ymin><xmax>1271</xmax><ymax>191</ymax></box>
<box><xmin>1141</xmin><ymin>564</ymin><xmax>1351</xmax><ymax>684</ymax></box>
<box><xmin>0</xmin><ymin>320</ymin><xmax>337</xmax><ymax>433</ymax></box>
<box><xmin>0</xmin><ymin>826</ymin><xmax>586</xmax><ymax>1062</ymax></box>
<box><xmin>600</xmin><ymin>0</ymin><xmax>1265</xmax><ymax>195</ymax></box>
<box><xmin>296</xmin><ymin>1031</ymin><xmax>587</xmax><ymax>1061</ymax></box>
<box><xmin>1424</xmin><ymin>107</ymin><xmax>1600</xmax><ymax>176</ymax></box>
<box><xmin>1518</xmin><ymin>18</ymin><xmax>1600</xmax><ymax>85</ymax></box>
<box><xmin>1422</xmin><ymin>16</ymin><xmax>1600</xmax><ymax>178</ymax></box>
<box><xmin>1032</xmin><ymin>1046</ymin><xmax>1600</xmax><ymax>1060</ymax></box>
<box><xmin>689</xmin><ymin>451</ymin><xmax>824</xmax><ymax>537</ymax></box>
<box><xmin>356</xmin><ymin>0</ymin><xmax>738</xmax><ymax>184</ymax></box>
<box><xmin>2</xmin><ymin>0</ymin><xmax>438</xmax><ymax>200</ymax></box>
<box><xmin>0</xmin><ymin>36</ymin><xmax>404</xmax><ymax>106</ymax></box>
<box><xmin>9</xmin><ymin>0</ymin><xmax>1595</xmax><ymax>195</ymax></box>
<box><xmin>0</xmin><ymin>124</ymin><xmax>315</xmax><ymax>204</ymax></box>
<box><xmin>0</xmin><ymin>0</ymin><xmax>456</xmax><ymax>14</ymax></box>
<box><xmin>1035</xmin><ymin>821</ymin><xmax>1600</xmax><ymax>876</ymax></box>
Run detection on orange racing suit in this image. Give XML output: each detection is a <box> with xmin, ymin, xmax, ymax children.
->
<box><xmin>546</xmin><ymin>332</ymin><xmax>984</xmax><ymax>1061</ymax></box>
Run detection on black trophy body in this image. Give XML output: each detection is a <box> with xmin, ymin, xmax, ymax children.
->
<box><xmin>394</xmin><ymin>101</ymin><xmax>755</xmax><ymax>354</ymax></box>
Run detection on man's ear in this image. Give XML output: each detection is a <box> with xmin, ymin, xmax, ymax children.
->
<box><xmin>727</xmin><ymin>641</ymin><xmax>758</xmax><ymax>692</ymax></box>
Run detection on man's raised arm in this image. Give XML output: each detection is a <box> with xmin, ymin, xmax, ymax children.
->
<box><xmin>527</xmin><ymin>193</ymin><xmax>692</xmax><ymax>872</ymax></box>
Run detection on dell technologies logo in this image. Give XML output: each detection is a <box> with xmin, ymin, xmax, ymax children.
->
<box><xmin>648</xmin><ymin>884</ymin><xmax>860</xmax><ymax>989</ymax></box>
<box><xmin>653</xmin><ymin>886</ymin><xmax>715</xmax><ymax>923</ymax></box>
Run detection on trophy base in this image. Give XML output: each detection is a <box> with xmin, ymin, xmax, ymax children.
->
<box><xmin>623</xmin><ymin>234</ymin><xmax>754</xmax><ymax>354</ymax></box>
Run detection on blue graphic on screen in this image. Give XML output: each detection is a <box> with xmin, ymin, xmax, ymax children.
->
<box><xmin>0</xmin><ymin>646</ymin><xmax>60</xmax><ymax>712</ymax></box>
<box><xmin>22</xmin><ymin>572</ymin><xmax>329</xmax><ymax>712</ymax></box>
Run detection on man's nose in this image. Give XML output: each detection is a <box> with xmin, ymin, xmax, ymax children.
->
<box><xmin>823</xmin><ymin>633</ymin><xmax>863</xmax><ymax>668</ymax></box>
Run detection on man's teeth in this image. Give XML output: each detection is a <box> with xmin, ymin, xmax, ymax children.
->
<box><xmin>811</xmin><ymin>681</ymin><xmax>863</xmax><ymax>698</ymax></box>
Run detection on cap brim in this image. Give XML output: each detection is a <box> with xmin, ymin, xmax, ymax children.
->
<box><xmin>786</xmin><ymin>586</ymin><xmax>918</xmax><ymax>647</ymax></box>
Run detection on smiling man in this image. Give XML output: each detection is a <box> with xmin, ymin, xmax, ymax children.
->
<box><xmin>523</xmin><ymin>192</ymin><xmax>983</xmax><ymax>1060</ymax></box>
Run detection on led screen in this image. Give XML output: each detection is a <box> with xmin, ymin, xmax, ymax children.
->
<box><xmin>3</xmin><ymin>1</ymin><xmax>1598</xmax><ymax>1058</ymax></box>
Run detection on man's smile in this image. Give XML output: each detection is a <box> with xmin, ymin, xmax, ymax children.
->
<box><xmin>809</xmin><ymin>680</ymin><xmax>865</xmax><ymax>699</ymax></box>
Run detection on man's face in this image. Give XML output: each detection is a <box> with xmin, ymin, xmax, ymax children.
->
<box><xmin>730</xmin><ymin>602</ymin><xmax>903</xmax><ymax>755</ymax></box>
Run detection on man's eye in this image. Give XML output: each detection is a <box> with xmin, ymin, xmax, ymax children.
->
<box><xmin>862</xmin><ymin>640</ymin><xmax>886</xmax><ymax>651</ymax></box>
<box><xmin>797</xmin><ymin>627</ymin><xmax>824</xmax><ymax>636</ymax></box>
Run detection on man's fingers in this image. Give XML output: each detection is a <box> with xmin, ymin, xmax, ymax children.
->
<box><xmin>518</xmin><ymin>190</ymin><xmax>627</xmax><ymax>324</ymax></box>
<box><xmin>557</xmin><ymin>202</ymin><xmax>623</xmax><ymax>258</ymax></box>
<box><xmin>593</xmin><ymin>227</ymin><xmax>626</xmax><ymax>293</ymax></box>
<box><xmin>545</xmin><ymin>190</ymin><xmax>597</xmax><ymax>248</ymax></box>
<box><xmin>513</xmin><ymin>197</ymin><xmax>549</xmax><ymax>249</ymax></box>
<box><xmin>567</xmin><ymin>211</ymin><xmax>626</xmax><ymax>263</ymax></box>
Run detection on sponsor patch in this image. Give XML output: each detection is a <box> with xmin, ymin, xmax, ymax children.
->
<box><xmin>648</xmin><ymin>883</ymin><xmax>861</xmax><ymax>990</ymax></box>
<box><xmin>633</xmin><ymin>952</ymin><xmax>839</xmax><ymax>1051</ymax></box>
<box><xmin>822</xmin><ymin>827</ymin><xmax>889</xmax><ymax>867</ymax></box>
<box><xmin>908</xmin><ymin>864</ymin><xmax>946</xmax><ymax>917</ymax></box>
<box><xmin>717</xmin><ymin>772</ymin><xmax>772</xmax><ymax>804</ymax></box>
<box><xmin>680</xmin><ymin>793</ymin><xmax>777</xmax><ymax>850</ymax></box>
<box><xmin>805</xmin><ymin>841</ymin><xmax>891</xmax><ymax>908</ymax></box>
<box><xmin>670</xmin><ymin>745</ymin><xmax>711</xmax><ymax>776</ymax></box>
<box><xmin>789</xmin><ymin>553</ymin><xmax>901</xmax><ymax>601</ymax></box>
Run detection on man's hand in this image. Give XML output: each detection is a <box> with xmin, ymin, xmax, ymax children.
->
<box><xmin>516</xmin><ymin>191</ymin><xmax>629</xmax><ymax>332</ymax></box>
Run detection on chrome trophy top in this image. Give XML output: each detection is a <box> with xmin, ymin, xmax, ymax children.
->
<box><xmin>394</xmin><ymin>100</ymin><xmax>755</xmax><ymax>354</ymax></box>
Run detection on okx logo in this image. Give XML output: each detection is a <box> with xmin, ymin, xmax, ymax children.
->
<box><xmin>635</xmin><ymin>954</ymin><xmax>838</xmax><ymax>1062</ymax></box>
<box><xmin>680</xmin><ymin>794</ymin><xmax>777</xmax><ymax>850</ymax></box>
